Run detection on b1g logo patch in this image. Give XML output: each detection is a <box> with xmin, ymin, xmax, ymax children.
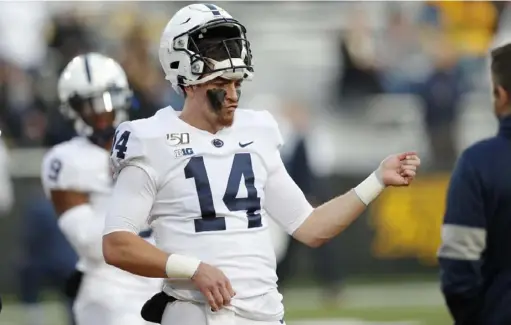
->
<box><xmin>174</xmin><ymin>148</ymin><xmax>194</xmax><ymax>158</ymax></box>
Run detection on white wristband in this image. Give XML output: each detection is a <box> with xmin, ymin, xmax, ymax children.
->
<box><xmin>165</xmin><ymin>254</ymin><xmax>201</xmax><ymax>279</ymax></box>
<box><xmin>354</xmin><ymin>171</ymin><xmax>385</xmax><ymax>206</ymax></box>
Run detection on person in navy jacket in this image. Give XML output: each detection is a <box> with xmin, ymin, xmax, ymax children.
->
<box><xmin>438</xmin><ymin>42</ymin><xmax>511</xmax><ymax>324</ymax></box>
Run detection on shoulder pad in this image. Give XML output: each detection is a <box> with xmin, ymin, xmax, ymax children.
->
<box><xmin>110</xmin><ymin>121</ymin><xmax>146</xmax><ymax>178</ymax></box>
<box><xmin>41</xmin><ymin>141</ymin><xmax>91</xmax><ymax>194</ymax></box>
<box><xmin>236</xmin><ymin>109</ymin><xmax>284</xmax><ymax>148</ymax></box>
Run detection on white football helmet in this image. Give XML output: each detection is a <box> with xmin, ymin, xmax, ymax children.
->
<box><xmin>58</xmin><ymin>52</ymin><xmax>132</xmax><ymax>145</ymax></box>
<box><xmin>159</xmin><ymin>3</ymin><xmax>253</xmax><ymax>93</ymax></box>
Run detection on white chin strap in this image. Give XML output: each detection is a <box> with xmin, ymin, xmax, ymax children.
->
<box><xmin>186</xmin><ymin>57</ymin><xmax>253</xmax><ymax>85</ymax></box>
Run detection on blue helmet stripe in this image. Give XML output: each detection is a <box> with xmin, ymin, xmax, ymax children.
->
<box><xmin>203</xmin><ymin>3</ymin><xmax>220</xmax><ymax>16</ymax></box>
<box><xmin>83</xmin><ymin>54</ymin><xmax>92</xmax><ymax>83</ymax></box>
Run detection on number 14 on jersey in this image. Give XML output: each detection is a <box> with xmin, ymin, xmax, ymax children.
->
<box><xmin>185</xmin><ymin>153</ymin><xmax>262</xmax><ymax>233</ymax></box>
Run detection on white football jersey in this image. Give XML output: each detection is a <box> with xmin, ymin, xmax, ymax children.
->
<box><xmin>109</xmin><ymin>108</ymin><xmax>313</xmax><ymax>321</ymax></box>
<box><xmin>41</xmin><ymin>137</ymin><xmax>161</xmax><ymax>291</ymax></box>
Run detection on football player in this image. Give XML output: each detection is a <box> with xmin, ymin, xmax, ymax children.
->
<box><xmin>41</xmin><ymin>53</ymin><xmax>161</xmax><ymax>325</ymax></box>
<box><xmin>103</xmin><ymin>4</ymin><xmax>421</xmax><ymax>325</ymax></box>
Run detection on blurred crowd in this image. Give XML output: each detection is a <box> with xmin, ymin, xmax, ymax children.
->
<box><xmin>0</xmin><ymin>1</ymin><xmax>180</xmax><ymax>148</ymax></box>
<box><xmin>0</xmin><ymin>2</ymin><xmax>507</xmax><ymax>158</ymax></box>
<box><xmin>335</xmin><ymin>1</ymin><xmax>506</xmax><ymax>170</ymax></box>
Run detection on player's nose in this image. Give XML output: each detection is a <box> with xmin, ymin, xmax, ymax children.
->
<box><xmin>224</xmin><ymin>81</ymin><xmax>239</xmax><ymax>102</ymax></box>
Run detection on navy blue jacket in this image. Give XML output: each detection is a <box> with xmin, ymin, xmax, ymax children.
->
<box><xmin>439</xmin><ymin>115</ymin><xmax>511</xmax><ymax>324</ymax></box>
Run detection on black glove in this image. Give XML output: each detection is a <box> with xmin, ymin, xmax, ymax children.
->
<box><xmin>64</xmin><ymin>269</ymin><xmax>84</xmax><ymax>299</ymax></box>
<box><xmin>141</xmin><ymin>292</ymin><xmax>176</xmax><ymax>324</ymax></box>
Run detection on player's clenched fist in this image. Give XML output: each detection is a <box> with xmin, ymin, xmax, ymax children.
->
<box><xmin>191</xmin><ymin>262</ymin><xmax>235</xmax><ymax>311</ymax></box>
<box><xmin>377</xmin><ymin>151</ymin><xmax>421</xmax><ymax>186</ymax></box>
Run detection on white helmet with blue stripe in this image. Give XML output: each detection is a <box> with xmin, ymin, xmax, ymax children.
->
<box><xmin>57</xmin><ymin>53</ymin><xmax>132</xmax><ymax>145</ymax></box>
<box><xmin>159</xmin><ymin>3</ymin><xmax>254</xmax><ymax>94</ymax></box>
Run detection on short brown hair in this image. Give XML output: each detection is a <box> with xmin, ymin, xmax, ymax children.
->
<box><xmin>491</xmin><ymin>43</ymin><xmax>511</xmax><ymax>93</ymax></box>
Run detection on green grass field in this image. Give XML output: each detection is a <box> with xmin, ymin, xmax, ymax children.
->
<box><xmin>0</xmin><ymin>280</ymin><xmax>452</xmax><ymax>325</ymax></box>
<box><xmin>283</xmin><ymin>281</ymin><xmax>451</xmax><ymax>325</ymax></box>
<box><xmin>286</xmin><ymin>305</ymin><xmax>450</xmax><ymax>324</ymax></box>
<box><xmin>0</xmin><ymin>303</ymin><xmax>450</xmax><ymax>325</ymax></box>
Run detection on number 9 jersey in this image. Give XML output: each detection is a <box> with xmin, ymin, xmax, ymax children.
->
<box><xmin>108</xmin><ymin>107</ymin><xmax>313</xmax><ymax>321</ymax></box>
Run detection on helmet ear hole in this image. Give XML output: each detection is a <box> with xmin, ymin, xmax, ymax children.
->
<box><xmin>170</xmin><ymin>61</ymin><xmax>179</xmax><ymax>69</ymax></box>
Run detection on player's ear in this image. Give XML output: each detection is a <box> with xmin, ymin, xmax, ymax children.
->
<box><xmin>183</xmin><ymin>85</ymin><xmax>196</xmax><ymax>98</ymax></box>
<box><xmin>495</xmin><ymin>85</ymin><xmax>509</xmax><ymax>107</ymax></box>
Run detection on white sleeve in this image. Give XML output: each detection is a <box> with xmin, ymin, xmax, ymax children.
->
<box><xmin>261</xmin><ymin>109</ymin><xmax>312</xmax><ymax>235</ymax></box>
<box><xmin>104</xmin><ymin>164</ymin><xmax>156</xmax><ymax>235</ymax></box>
<box><xmin>264</xmin><ymin>151</ymin><xmax>314</xmax><ymax>235</ymax></box>
<box><xmin>58</xmin><ymin>204</ymin><xmax>105</xmax><ymax>262</ymax></box>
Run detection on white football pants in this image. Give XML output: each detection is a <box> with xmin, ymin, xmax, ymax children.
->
<box><xmin>162</xmin><ymin>301</ymin><xmax>286</xmax><ymax>325</ymax></box>
<box><xmin>74</xmin><ymin>275</ymin><xmax>156</xmax><ymax>325</ymax></box>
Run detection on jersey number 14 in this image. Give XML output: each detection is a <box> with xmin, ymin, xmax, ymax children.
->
<box><xmin>184</xmin><ymin>154</ymin><xmax>262</xmax><ymax>233</ymax></box>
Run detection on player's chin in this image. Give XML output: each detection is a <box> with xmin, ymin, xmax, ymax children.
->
<box><xmin>219</xmin><ymin>115</ymin><xmax>234</xmax><ymax>127</ymax></box>
<box><xmin>219</xmin><ymin>107</ymin><xmax>236</xmax><ymax>126</ymax></box>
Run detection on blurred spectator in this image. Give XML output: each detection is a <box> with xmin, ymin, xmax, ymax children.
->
<box><xmin>18</xmin><ymin>192</ymin><xmax>78</xmax><ymax>325</ymax></box>
<box><xmin>493</xmin><ymin>3</ymin><xmax>511</xmax><ymax>50</ymax></box>
<box><xmin>0</xmin><ymin>63</ymin><xmax>37</xmax><ymax>142</ymax></box>
<box><xmin>0</xmin><ymin>63</ymin><xmax>59</xmax><ymax>148</ymax></box>
<box><xmin>376</xmin><ymin>10</ymin><xmax>430</xmax><ymax>94</ymax></box>
<box><xmin>336</xmin><ymin>7</ymin><xmax>382</xmax><ymax>107</ymax></box>
<box><xmin>18</xmin><ymin>109</ymin><xmax>48</xmax><ymax>148</ymax></box>
<box><xmin>420</xmin><ymin>1</ymin><xmax>503</xmax><ymax>90</ymax></box>
<box><xmin>0</xmin><ymin>60</ymin><xmax>12</xmax><ymax>139</ymax></box>
<box><xmin>418</xmin><ymin>36</ymin><xmax>463</xmax><ymax>170</ymax></box>
<box><xmin>0</xmin><ymin>9</ymin><xmax>92</xmax><ymax>146</ymax></box>
<box><xmin>0</xmin><ymin>1</ymin><xmax>49</xmax><ymax>70</ymax></box>
<box><xmin>278</xmin><ymin>101</ymin><xmax>316</xmax><ymax>200</ymax></box>
<box><xmin>47</xmin><ymin>11</ymin><xmax>95</xmax><ymax>74</ymax></box>
<box><xmin>119</xmin><ymin>23</ymin><xmax>171</xmax><ymax>120</ymax></box>
<box><xmin>32</xmin><ymin>11</ymin><xmax>96</xmax><ymax>147</ymax></box>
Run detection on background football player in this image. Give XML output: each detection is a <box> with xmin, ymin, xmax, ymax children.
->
<box><xmin>41</xmin><ymin>52</ymin><xmax>161</xmax><ymax>325</ymax></box>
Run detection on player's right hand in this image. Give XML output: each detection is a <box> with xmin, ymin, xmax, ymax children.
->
<box><xmin>191</xmin><ymin>262</ymin><xmax>235</xmax><ymax>311</ymax></box>
<box><xmin>377</xmin><ymin>152</ymin><xmax>421</xmax><ymax>187</ymax></box>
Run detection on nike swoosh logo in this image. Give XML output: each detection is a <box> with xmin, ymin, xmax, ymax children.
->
<box><xmin>180</xmin><ymin>17</ymin><xmax>191</xmax><ymax>25</ymax></box>
<box><xmin>239</xmin><ymin>141</ymin><xmax>254</xmax><ymax>148</ymax></box>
